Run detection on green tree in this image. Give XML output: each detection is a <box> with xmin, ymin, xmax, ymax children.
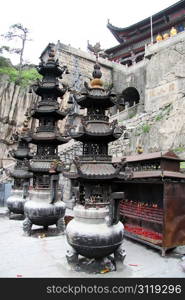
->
<box><xmin>0</xmin><ymin>45</ymin><xmax>10</xmax><ymax>54</ymax></box>
<box><xmin>0</xmin><ymin>56</ymin><xmax>12</xmax><ymax>67</ymax></box>
<box><xmin>1</xmin><ymin>23</ymin><xmax>31</xmax><ymax>82</ymax></box>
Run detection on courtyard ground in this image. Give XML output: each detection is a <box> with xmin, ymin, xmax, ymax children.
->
<box><xmin>0</xmin><ymin>207</ymin><xmax>185</xmax><ymax>278</ymax></box>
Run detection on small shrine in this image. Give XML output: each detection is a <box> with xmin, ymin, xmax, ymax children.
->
<box><xmin>63</xmin><ymin>55</ymin><xmax>128</xmax><ymax>271</ymax></box>
<box><xmin>23</xmin><ymin>47</ymin><xmax>69</xmax><ymax>235</ymax></box>
<box><xmin>117</xmin><ymin>151</ymin><xmax>185</xmax><ymax>256</ymax></box>
<box><xmin>6</xmin><ymin>120</ymin><xmax>33</xmax><ymax>217</ymax></box>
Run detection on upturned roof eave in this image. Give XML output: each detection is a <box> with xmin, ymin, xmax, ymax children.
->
<box><xmin>31</xmin><ymin>109</ymin><xmax>67</xmax><ymax>119</ymax></box>
<box><xmin>63</xmin><ymin>172</ymin><xmax>118</xmax><ymax>180</ymax></box>
<box><xmin>106</xmin><ymin>12</ymin><xmax>185</xmax><ymax>54</ymax></box>
<box><xmin>107</xmin><ymin>0</ymin><xmax>185</xmax><ymax>34</ymax></box>
<box><xmin>70</xmin><ymin>132</ymin><xmax>121</xmax><ymax>143</ymax></box>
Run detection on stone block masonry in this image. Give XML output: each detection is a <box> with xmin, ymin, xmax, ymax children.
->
<box><xmin>56</xmin><ymin>42</ymin><xmax>113</xmax><ymax>90</ymax></box>
<box><xmin>0</xmin><ymin>78</ymin><xmax>38</xmax><ymax>169</ymax></box>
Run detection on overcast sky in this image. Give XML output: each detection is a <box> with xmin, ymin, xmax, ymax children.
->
<box><xmin>0</xmin><ymin>0</ymin><xmax>179</xmax><ymax>65</ymax></box>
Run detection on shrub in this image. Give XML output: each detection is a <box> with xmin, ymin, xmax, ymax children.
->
<box><xmin>142</xmin><ymin>124</ymin><xmax>151</xmax><ymax>133</ymax></box>
<box><xmin>19</xmin><ymin>68</ymin><xmax>42</xmax><ymax>87</ymax></box>
<box><xmin>0</xmin><ymin>66</ymin><xmax>42</xmax><ymax>87</ymax></box>
<box><xmin>128</xmin><ymin>111</ymin><xmax>136</xmax><ymax>119</ymax></box>
<box><xmin>0</xmin><ymin>66</ymin><xmax>18</xmax><ymax>82</ymax></box>
<box><xmin>0</xmin><ymin>56</ymin><xmax>12</xmax><ymax>67</ymax></box>
<box><xmin>173</xmin><ymin>147</ymin><xmax>185</xmax><ymax>153</ymax></box>
<box><xmin>155</xmin><ymin>113</ymin><xmax>163</xmax><ymax>121</ymax></box>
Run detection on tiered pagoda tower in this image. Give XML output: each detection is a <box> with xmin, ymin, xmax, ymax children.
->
<box><xmin>6</xmin><ymin>120</ymin><xmax>33</xmax><ymax>217</ymax></box>
<box><xmin>64</xmin><ymin>60</ymin><xmax>127</xmax><ymax>268</ymax></box>
<box><xmin>23</xmin><ymin>48</ymin><xmax>69</xmax><ymax>235</ymax></box>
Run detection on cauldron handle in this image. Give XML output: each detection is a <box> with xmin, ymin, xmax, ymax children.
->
<box><xmin>107</xmin><ymin>192</ymin><xmax>125</xmax><ymax>226</ymax></box>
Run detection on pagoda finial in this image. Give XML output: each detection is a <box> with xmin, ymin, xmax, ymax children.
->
<box><xmin>92</xmin><ymin>63</ymin><xmax>102</xmax><ymax>79</ymax></box>
<box><xmin>21</xmin><ymin>118</ymin><xmax>29</xmax><ymax>133</ymax></box>
<box><xmin>90</xmin><ymin>63</ymin><xmax>104</xmax><ymax>88</ymax></box>
<box><xmin>47</xmin><ymin>46</ymin><xmax>56</xmax><ymax>62</ymax></box>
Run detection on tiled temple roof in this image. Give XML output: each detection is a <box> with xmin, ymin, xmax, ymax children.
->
<box><xmin>80</xmin><ymin>163</ymin><xmax>116</xmax><ymax>177</ymax></box>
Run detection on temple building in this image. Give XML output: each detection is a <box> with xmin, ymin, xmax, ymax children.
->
<box><xmin>105</xmin><ymin>0</ymin><xmax>185</xmax><ymax>66</ymax></box>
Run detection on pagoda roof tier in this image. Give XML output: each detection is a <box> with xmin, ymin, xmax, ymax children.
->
<box><xmin>31</xmin><ymin>131</ymin><xmax>70</xmax><ymax>145</ymax></box>
<box><xmin>37</xmin><ymin>60</ymin><xmax>66</xmax><ymax>77</ymax></box>
<box><xmin>69</xmin><ymin>121</ymin><xmax>122</xmax><ymax>143</ymax></box>
<box><xmin>107</xmin><ymin>0</ymin><xmax>185</xmax><ymax>44</ymax></box>
<box><xmin>63</xmin><ymin>161</ymin><xmax>120</xmax><ymax>180</ymax></box>
<box><xmin>74</xmin><ymin>91</ymin><xmax>116</xmax><ymax>109</ymax></box>
<box><xmin>31</xmin><ymin>101</ymin><xmax>68</xmax><ymax>120</ymax></box>
<box><xmin>125</xmin><ymin>151</ymin><xmax>182</xmax><ymax>163</ymax></box>
<box><xmin>10</xmin><ymin>148</ymin><xmax>33</xmax><ymax>160</ymax></box>
<box><xmin>33</xmin><ymin>83</ymin><xmax>66</xmax><ymax>98</ymax></box>
<box><xmin>30</xmin><ymin>160</ymin><xmax>62</xmax><ymax>173</ymax></box>
<box><xmin>10</xmin><ymin>168</ymin><xmax>33</xmax><ymax>179</ymax></box>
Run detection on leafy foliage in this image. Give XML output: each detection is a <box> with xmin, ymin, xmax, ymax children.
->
<box><xmin>155</xmin><ymin>104</ymin><xmax>172</xmax><ymax>122</ymax></box>
<box><xmin>1</xmin><ymin>23</ymin><xmax>31</xmax><ymax>77</ymax></box>
<box><xmin>155</xmin><ymin>113</ymin><xmax>163</xmax><ymax>121</ymax></box>
<box><xmin>173</xmin><ymin>146</ymin><xmax>185</xmax><ymax>153</ymax></box>
<box><xmin>142</xmin><ymin>124</ymin><xmax>151</xmax><ymax>133</ymax></box>
<box><xmin>128</xmin><ymin>111</ymin><xmax>136</xmax><ymax>119</ymax></box>
<box><xmin>135</xmin><ymin>123</ymin><xmax>151</xmax><ymax>136</ymax></box>
<box><xmin>0</xmin><ymin>65</ymin><xmax>42</xmax><ymax>87</ymax></box>
<box><xmin>0</xmin><ymin>46</ymin><xmax>10</xmax><ymax>54</ymax></box>
<box><xmin>180</xmin><ymin>162</ymin><xmax>185</xmax><ymax>169</ymax></box>
<box><xmin>0</xmin><ymin>56</ymin><xmax>12</xmax><ymax>67</ymax></box>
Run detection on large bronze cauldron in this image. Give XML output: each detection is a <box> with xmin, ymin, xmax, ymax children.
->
<box><xmin>23</xmin><ymin>189</ymin><xmax>66</xmax><ymax>235</ymax></box>
<box><xmin>6</xmin><ymin>189</ymin><xmax>28</xmax><ymax>215</ymax></box>
<box><xmin>66</xmin><ymin>205</ymin><xmax>124</xmax><ymax>259</ymax></box>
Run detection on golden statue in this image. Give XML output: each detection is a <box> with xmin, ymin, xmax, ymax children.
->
<box><xmin>136</xmin><ymin>145</ymin><xmax>143</xmax><ymax>154</ymax></box>
<box><xmin>170</xmin><ymin>26</ymin><xmax>177</xmax><ymax>37</ymax></box>
<box><xmin>156</xmin><ymin>33</ymin><xmax>162</xmax><ymax>42</ymax></box>
<box><xmin>21</xmin><ymin>119</ymin><xmax>29</xmax><ymax>132</ymax></box>
<box><xmin>163</xmin><ymin>32</ymin><xmax>169</xmax><ymax>40</ymax></box>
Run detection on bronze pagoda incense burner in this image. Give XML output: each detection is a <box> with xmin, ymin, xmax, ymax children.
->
<box><xmin>23</xmin><ymin>48</ymin><xmax>69</xmax><ymax>235</ymax></box>
<box><xmin>6</xmin><ymin>121</ymin><xmax>33</xmax><ymax>217</ymax></box>
<box><xmin>64</xmin><ymin>59</ymin><xmax>127</xmax><ymax>270</ymax></box>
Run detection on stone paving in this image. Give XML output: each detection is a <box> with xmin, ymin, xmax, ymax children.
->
<box><xmin>0</xmin><ymin>210</ymin><xmax>185</xmax><ymax>278</ymax></box>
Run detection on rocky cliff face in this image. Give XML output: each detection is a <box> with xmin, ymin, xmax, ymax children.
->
<box><xmin>0</xmin><ymin>77</ymin><xmax>38</xmax><ymax>168</ymax></box>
